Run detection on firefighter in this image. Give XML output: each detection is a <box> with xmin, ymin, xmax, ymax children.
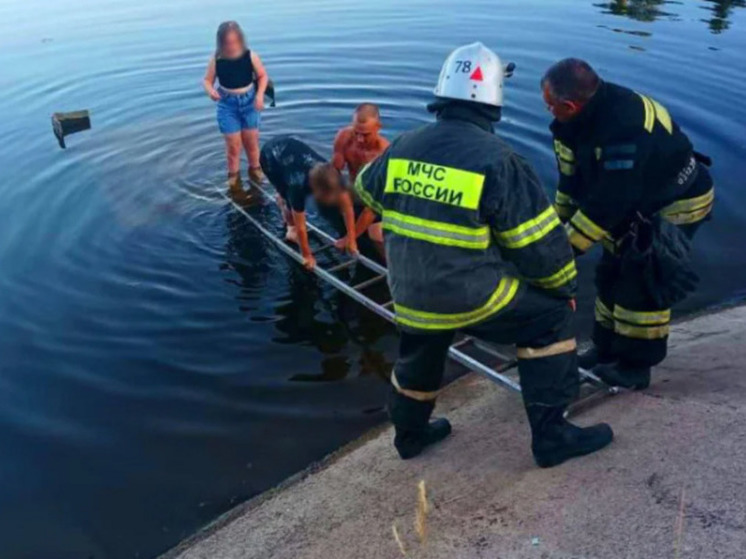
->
<box><xmin>354</xmin><ymin>43</ymin><xmax>613</xmax><ymax>468</ymax></box>
<box><xmin>542</xmin><ymin>58</ymin><xmax>714</xmax><ymax>390</ymax></box>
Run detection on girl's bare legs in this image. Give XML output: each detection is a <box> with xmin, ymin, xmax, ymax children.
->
<box><xmin>242</xmin><ymin>128</ymin><xmax>263</xmax><ymax>183</ymax></box>
<box><xmin>241</xmin><ymin>129</ymin><xmax>260</xmax><ymax>167</ymax></box>
<box><xmin>224</xmin><ymin>133</ymin><xmax>243</xmax><ymax>185</ymax></box>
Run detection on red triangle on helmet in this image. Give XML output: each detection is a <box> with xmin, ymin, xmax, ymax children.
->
<box><xmin>470</xmin><ymin>67</ymin><xmax>483</xmax><ymax>81</ymax></box>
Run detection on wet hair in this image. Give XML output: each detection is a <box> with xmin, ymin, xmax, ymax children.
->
<box><xmin>215</xmin><ymin>21</ymin><xmax>247</xmax><ymax>59</ymax></box>
<box><xmin>541</xmin><ymin>58</ymin><xmax>601</xmax><ymax>103</ymax></box>
<box><xmin>354</xmin><ymin>103</ymin><xmax>381</xmax><ymax>122</ymax></box>
<box><xmin>309</xmin><ymin>163</ymin><xmax>344</xmax><ymax>193</ymax></box>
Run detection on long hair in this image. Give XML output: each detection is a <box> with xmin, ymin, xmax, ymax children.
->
<box><xmin>215</xmin><ymin>21</ymin><xmax>247</xmax><ymax>59</ymax></box>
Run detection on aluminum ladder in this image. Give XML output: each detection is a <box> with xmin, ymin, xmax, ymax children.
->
<box><xmin>219</xmin><ymin>182</ymin><xmax>616</xmax><ymax>411</ymax></box>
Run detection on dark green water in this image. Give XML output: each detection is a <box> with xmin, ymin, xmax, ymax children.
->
<box><xmin>0</xmin><ymin>1</ymin><xmax>744</xmax><ymax>557</ymax></box>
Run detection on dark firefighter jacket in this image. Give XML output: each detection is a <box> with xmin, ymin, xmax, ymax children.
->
<box><xmin>354</xmin><ymin>105</ymin><xmax>577</xmax><ymax>333</ymax></box>
<box><xmin>550</xmin><ymin>81</ymin><xmax>714</xmax><ymax>254</ymax></box>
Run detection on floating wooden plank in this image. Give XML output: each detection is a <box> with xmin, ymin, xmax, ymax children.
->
<box><xmin>52</xmin><ymin>110</ymin><xmax>91</xmax><ymax>149</ymax></box>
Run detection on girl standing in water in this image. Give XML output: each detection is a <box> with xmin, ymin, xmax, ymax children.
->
<box><xmin>203</xmin><ymin>21</ymin><xmax>268</xmax><ymax>187</ymax></box>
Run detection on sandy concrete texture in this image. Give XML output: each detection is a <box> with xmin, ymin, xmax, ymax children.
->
<box><xmin>165</xmin><ymin>305</ymin><xmax>746</xmax><ymax>559</ymax></box>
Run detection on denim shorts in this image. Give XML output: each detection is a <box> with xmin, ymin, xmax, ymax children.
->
<box><xmin>216</xmin><ymin>87</ymin><xmax>261</xmax><ymax>134</ymax></box>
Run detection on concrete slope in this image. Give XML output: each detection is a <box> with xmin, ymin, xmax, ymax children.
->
<box><xmin>166</xmin><ymin>305</ymin><xmax>746</xmax><ymax>559</ymax></box>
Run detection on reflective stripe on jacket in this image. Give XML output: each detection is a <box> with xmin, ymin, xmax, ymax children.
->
<box><xmin>550</xmin><ymin>81</ymin><xmax>714</xmax><ymax>254</ymax></box>
<box><xmin>355</xmin><ymin>113</ymin><xmax>577</xmax><ymax>332</ymax></box>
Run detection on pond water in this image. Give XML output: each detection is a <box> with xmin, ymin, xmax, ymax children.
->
<box><xmin>0</xmin><ymin>0</ymin><xmax>744</xmax><ymax>557</ymax></box>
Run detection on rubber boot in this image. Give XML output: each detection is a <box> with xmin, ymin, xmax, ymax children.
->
<box><xmin>527</xmin><ymin>405</ymin><xmax>614</xmax><ymax>468</ymax></box>
<box><xmin>388</xmin><ymin>389</ymin><xmax>452</xmax><ymax>460</ymax></box>
<box><xmin>594</xmin><ymin>361</ymin><xmax>651</xmax><ymax>390</ymax></box>
<box><xmin>577</xmin><ymin>344</ymin><xmax>616</xmax><ymax>370</ymax></box>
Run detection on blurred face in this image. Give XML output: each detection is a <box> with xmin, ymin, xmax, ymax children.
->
<box><xmin>310</xmin><ymin>172</ymin><xmax>344</xmax><ymax>207</ymax></box>
<box><xmin>542</xmin><ymin>84</ymin><xmax>583</xmax><ymax>123</ymax></box>
<box><xmin>352</xmin><ymin>116</ymin><xmax>381</xmax><ymax>149</ymax></box>
<box><xmin>222</xmin><ymin>30</ymin><xmax>244</xmax><ymax>58</ymax></box>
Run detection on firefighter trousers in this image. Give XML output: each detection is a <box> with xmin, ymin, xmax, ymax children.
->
<box><xmin>592</xmin><ymin>221</ymin><xmax>704</xmax><ymax>368</ymax></box>
<box><xmin>389</xmin><ymin>285</ymin><xmax>580</xmax><ymax>437</ymax></box>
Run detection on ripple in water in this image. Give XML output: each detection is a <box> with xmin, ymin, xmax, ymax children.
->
<box><xmin>0</xmin><ymin>0</ymin><xmax>744</xmax><ymax>557</ymax></box>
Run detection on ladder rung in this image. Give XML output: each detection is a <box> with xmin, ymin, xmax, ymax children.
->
<box><xmin>326</xmin><ymin>259</ymin><xmax>357</xmax><ymax>273</ymax></box>
<box><xmin>351</xmin><ymin>274</ymin><xmax>387</xmax><ymax>291</ymax></box>
<box><xmin>313</xmin><ymin>243</ymin><xmax>337</xmax><ymax>256</ymax></box>
<box><xmin>225</xmin><ymin>181</ymin><xmax>623</xmax><ymax>407</ymax></box>
<box><xmin>472</xmin><ymin>340</ymin><xmax>513</xmax><ymax>361</ymax></box>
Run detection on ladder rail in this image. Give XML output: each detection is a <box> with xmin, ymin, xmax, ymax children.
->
<box><xmin>252</xmin><ymin>181</ymin><xmax>389</xmax><ymax>277</ymax></box>
<box><xmin>222</xmin><ymin>189</ymin><xmax>395</xmax><ymax>323</ymax></box>
<box><xmin>222</xmin><ymin>184</ymin><xmax>611</xmax><ymax>397</ymax></box>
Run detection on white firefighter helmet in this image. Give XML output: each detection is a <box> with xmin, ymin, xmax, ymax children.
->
<box><xmin>434</xmin><ymin>42</ymin><xmax>505</xmax><ymax>107</ymax></box>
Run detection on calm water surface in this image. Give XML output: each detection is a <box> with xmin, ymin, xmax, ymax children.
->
<box><xmin>1</xmin><ymin>1</ymin><xmax>745</xmax><ymax>557</ymax></box>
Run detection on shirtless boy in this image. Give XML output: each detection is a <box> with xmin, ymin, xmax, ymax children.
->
<box><xmin>332</xmin><ymin>104</ymin><xmax>389</xmax><ymax>249</ymax></box>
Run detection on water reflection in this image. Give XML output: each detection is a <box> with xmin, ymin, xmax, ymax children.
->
<box><xmin>702</xmin><ymin>0</ymin><xmax>746</xmax><ymax>33</ymax></box>
<box><xmin>595</xmin><ymin>0</ymin><xmax>745</xmax><ymax>32</ymax></box>
<box><xmin>223</xmin><ymin>194</ymin><xmax>394</xmax><ymax>385</ymax></box>
<box><xmin>594</xmin><ymin>0</ymin><xmax>677</xmax><ymax>22</ymax></box>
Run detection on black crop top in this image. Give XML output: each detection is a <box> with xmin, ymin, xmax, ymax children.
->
<box><xmin>216</xmin><ymin>50</ymin><xmax>254</xmax><ymax>89</ymax></box>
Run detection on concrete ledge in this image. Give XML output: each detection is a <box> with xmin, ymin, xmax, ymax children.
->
<box><xmin>165</xmin><ymin>305</ymin><xmax>746</xmax><ymax>559</ymax></box>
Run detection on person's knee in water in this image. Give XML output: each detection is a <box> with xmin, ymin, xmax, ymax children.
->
<box><xmin>203</xmin><ymin>21</ymin><xmax>269</xmax><ymax>186</ymax></box>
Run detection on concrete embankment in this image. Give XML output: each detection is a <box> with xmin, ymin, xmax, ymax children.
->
<box><xmin>164</xmin><ymin>305</ymin><xmax>746</xmax><ymax>559</ymax></box>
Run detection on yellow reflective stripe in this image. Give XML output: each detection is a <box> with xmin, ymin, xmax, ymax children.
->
<box><xmin>555</xmin><ymin>191</ymin><xmax>575</xmax><ymax>206</ymax></box>
<box><xmin>391</xmin><ymin>371</ymin><xmax>440</xmax><ymax>402</ymax></box>
<box><xmin>639</xmin><ymin>93</ymin><xmax>674</xmax><ymax>134</ymax></box>
<box><xmin>529</xmin><ymin>260</ymin><xmax>577</xmax><ymax>290</ymax></box>
<box><xmin>601</xmin><ymin>237</ymin><xmax>617</xmax><ymax>254</ymax></box>
<box><xmin>382</xmin><ymin>210</ymin><xmax>490</xmax><ymax>250</ymax></box>
<box><xmin>615</xmin><ymin>322</ymin><xmax>670</xmax><ymax>340</ymax></box>
<box><xmin>565</xmin><ymin>223</ymin><xmax>595</xmax><ymax>252</ymax></box>
<box><xmin>517</xmin><ymin>338</ymin><xmax>577</xmax><ymax>359</ymax></box>
<box><xmin>640</xmin><ymin>94</ymin><xmax>656</xmax><ymax>133</ymax></box>
<box><xmin>558</xmin><ymin>160</ymin><xmax>576</xmax><ymax>176</ymax></box>
<box><xmin>553</xmin><ymin>139</ymin><xmax>575</xmax><ymax>162</ymax></box>
<box><xmin>613</xmin><ymin>305</ymin><xmax>671</xmax><ymax>326</ymax></box>
<box><xmin>384</xmin><ymin>158</ymin><xmax>485</xmax><ymax>210</ymax></box>
<box><xmin>663</xmin><ymin>203</ymin><xmax>713</xmax><ymax>225</ymax></box>
<box><xmin>554</xmin><ymin>192</ymin><xmax>578</xmax><ymax>220</ymax></box>
<box><xmin>660</xmin><ymin>188</ymin><xmax>714</xmax><ymax>215</ymax></box>
<box><xmin>595</xmin><ymin>298</ymin><xmax>614</xmax><ymax>328</ymax></box>
<box><xmin>353</xmin><ymin>165</ymin><xmax>384</xmax><ymax>214</ymax></box>
<box><xmin>494</xmin><ymin>206</ymin><xmax>561</xmax><ymax>249</ymax></box>
<box><xmin>395</xmin><ymin>277</ymin><xmax>520</xmax><ymax>330</ymax></box>
<box><xmin>570</xmin><ymin>211</ymin><xmax>608</xmax><ymax>241</ymax></box>
<box><xmin>650</xmin><ymin>98</ymin><xmax>673</xmax><ymax>134</ymax></box>
<box><xmin>554</xmin><ymin>140</ymin><xmax>576</xmax><ymax>175</ymax></box>
<box><xmin>357</xmin><ymin>186</ymin><xmax>384</xmax><ymax>214</ymax></box>
<box><xmin>659</xmin><ymin>188</ymin><xmax>715</xmax><ymax>225</ymax></box>
<box><xmin>385</xmin><ymin>210</ymin><xmax>489</xmax><ymax>238</ymax></box>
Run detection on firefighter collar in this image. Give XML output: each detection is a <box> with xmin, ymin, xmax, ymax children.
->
<box><xmin>430</xmin><ymin>100</ymin><xmax>500</xmax><ymax>133</ymax></box>
<box><xmin>550</xmin><ymin>80</ymin><xmax>608</xmax><ymax>137</ymax></box>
